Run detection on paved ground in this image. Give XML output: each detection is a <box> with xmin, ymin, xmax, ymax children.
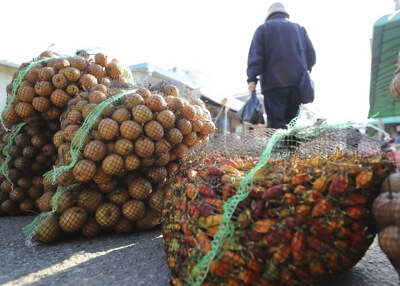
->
<box><xmin>0</xmin><ymin>215</ymin><xmax>171</xmax><ymax>286</ymax></box>
<box><xmin>0</xmin><ymin>215</ymin><xmax>399</xmax><ymax>286</ymax></box>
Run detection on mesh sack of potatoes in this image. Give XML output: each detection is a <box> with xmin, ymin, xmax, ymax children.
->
<box><xmin>2</xmin><ymin>49</ymin><xmax>134</xmax><ymax>129</ymax></box>
<box><xmin>161</xmin><ymin>124</ymin><xmax>397</xmax><ymax>286</ymax></box>
<box><xmin>0</xmin><ymin>122</ymin><xmax>59</xmax><ymax>216</ymax></box>
<box><xmin>0</xmin><ymin>49</ymin><xmax>135</xmax><ymax>217</ymax></box>
<box><xmin>372</xmin><ymin>171</ymin><xmax>400</xmax><ymax>280</ymax></box>
<box><xmin>23</xmin><ymin>77</ymin><xmax>216</xmax><ymax>244</ymax></box>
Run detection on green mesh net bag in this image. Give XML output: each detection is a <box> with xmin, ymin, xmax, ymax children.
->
<box><xmin>0</xmin><ymin>49</ymin><xmax>137</xmax><ymax>218</ymax></box>
<box><xmin>18</xmin><ymin>60</ymin><xmax>216</xmax><ymax>244</ymax></box>
<box><xmin>0</xmin><ymin>56</ymin><xmax>60</xmax><ymax>217</ymax></box>
<box><xmin>161</xmin><ymin>123</ymin><xmax>397</xmax><ymax>286</ymax></box>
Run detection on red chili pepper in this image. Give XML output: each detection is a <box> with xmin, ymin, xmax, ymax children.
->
<box><xmin>346</xmin><ymin>205</ymin><xmax>367</xmax><ymax>220</ymax></box>
<box><xmin>264</xmin><ymin>185</ymin><xmax>283</xmax><ymax>200</ymax></box>
<box><xmin>249</xmin><ymin>246</ymin><xmax>267</xmax><ymax>260</ymax></box>
<box><xmin>296</xmin><ymin>204</ymin><xmax>312</xmax><ymax>217</ymax></box>
<box><xmin>208</xmin><ymin>165</ymin><xmax>222</xmax><ymax>176</ymax></box>
<box><xmin>185</xmin><ymin>183</ymin><xmax>196</xmax><ymax>199</ymax></box>
<box><xmin>246</xmin><ymin>229</ymin><xmax>264</xmax><ymax>242</ymax></box>
<box><xmin>328</xmin><ymin>175</ymin><xmax>348</xmax><ymax>196</ymax></box>
<box><xmin>284</xmin><ymin>215</ymin><xmax>305</xmax><ymax>230</ymax></box>
<box><xmin>292</xmin><ymin>265</ymin><xmax>314</xmax><ymax>285</ymax></box>
<box><xmin>175</xmin><ymin>174</ymin><xmax>189</xmax><ymax>185</ymax></box>
<box><xmin>294</xmin><ymin>185</ymin><xmax>307</xmax><ymax>195</ymax></box>
<box><xmin>351</xmin><ymin>220</ymin><xmax>368</xmax><ymax>231</ymax></box>
<box><xmin>311</xmin><ymin>198</ymin><xmax>332</xmax><ymax>217</ymax></box>
<box><xmin>179</xmin><ymin>244</ymin><xmax>188</xmax><ymax>257</ymax></box>
<box><xmin>198</xmin><ymin>202</ymin><xmax>214</xmax><ymax>216</ymax></box>
<box><xmin>279</xmin><ymin>267</ymin><xmax>294</xmax><ymax>286</ymax></box>
<box><xmin>306</xmin><ymin>235</ymin><xmax>327</xmax><ymax>252</ymax></box>
<box><xmin>221</xmin><ymin>184</ymin><xmax>236</xmax><ymax>199</ymax></box>
<box><xmin>333</xmin><ymin>239</ymin><xmax>350</xmax><ymax>252</ymax></box>
<box><xmin>251</xmin><ymin>199</ymin><xmax>265</xmax><ymax>219</ymax></box>
<box><xmin>249</xmin><ymin>185</ymin><xmax>264</xmax><ymax>199</ymax></box>
<box><xmin>283</xmin><ymin>193</ymin><xmax>298</xmax><ymax>205</ymax></box>
<box><xmin>220</xmin><ymin>250</ymin><xmax>245</xmax><ymax>267</ymax></box>
<box><xmin>239</xmin><ymin>268</ymin><xmax>260</xmax><ymax>284</ymax></box>
<box><xmin>309</xmin><ymin>260</ymin><xmax>327</xmax><ymax>277</ymax></box>
<box><xmin>273</xmin><ymin>244</ymin><xmax>291</xmax><ymax>264</ymax></box>
<box><xmin>355</xmin><ymin>170</ymin><xmax>373</xmax><ymax>188</ymax></box>
<box><xmin>303</xmin><ymin>190</ymin><xmax>324</xmax><ymax>203</ymax></box>
<box><xmin>209</xmin><ymin>260</ymin><xmax>230</xmax><ymax>277</ymax></box>
<box><xmin>220</xmin><ymin>158</ymin><xmax>240</xmax><ymax>169</ymax></box>
<box><xmin>326</xmin><ymin>258</ymin><xmax>341</xmax><ymax>273</ymax></box>
<box><xmin>291</xmin><ymin>173</ymin><xmax>310</xmax><ymax>185</ymax></box>
<box><xmin>181</xmin><ymin>221</ymin><xmax>192</xmax><ymax>235</ymax></box>
<box><xmin>264</xmin><ymin>229</ymin><xmax>284</xmax><ymax>247</ymax></box>
<box><xmin>187</xmin><ymin>201</ymin><xmax>199</xmax><ymax>218</ymax></box>
<box><xmin>325</xmin><ymin>246</ymin><xmax>340</xmax><ymax>260</ymax></box>
<box><xmin>183</xmin><ymin>234</ymin><xmax>196</xmax><ymax>247</ymax></box>
<box><xmin>313</xmin><ymin>176</ymin><xmax>328</xmax><ymax>192</ymax></box>
<box><xmin>291</xmin><ymin>231</ymin><xmax>306</xmax><ymax>262</ymax></box>
<box><xmin>342</xmin><ymin>193</ymin><xmax>367</xmax><ymax>206</ymax></box>
<box><xmin>172</xmin><ymin>196</ymin><xmax>187</xmax><ymax>212</ymax></box>
<box><xmin>247</xmin><ymin>259</ymin><xmax>263</xmax><ymax>274</ymax></box>
<box><xmin>350</xmin><ymin>230</ymin><xmax>366</xmax><ymax>253</ymax></box>
<box><xmin>252</xmin><ymin>218</ymin><xmax>277</xmax><ymax>234</ymax></box>
<box><xmin>196</xmin><ymin>230</ymin><xmax>211</xmax><ymax>254</ymax></box>
<box><xmin>237</xmin><ymin>209</ymin><xmax>251</xmax><ymax>228</ymax></box>
<box><xmin>335</xmin><ymin>226</ymin><xmax>352</xmax><ymax>239</ymax></box>
<box><xmin>323</xmin><ymin>217</ymin><xmax>344</xmax><ymax>233</ymax></box>
<box><xmin>198</xmin><ymin>184</ymin><xmax>215</xmax><ymax>197</ymax></box>
<box><xmin>167</xmin><ymin>255</ymin><xmax>178</xmax><ymax>271</ymax></box>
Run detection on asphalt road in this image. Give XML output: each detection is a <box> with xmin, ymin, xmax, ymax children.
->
<box><xmin>0</xmin><ymin>215</ymin><xmax>399</xmax><ymax>286</ymax></box>
<box><xmin>0</xmin><ymin>215</ymin><xmax>171</xmax><ymax>286</ymax></box>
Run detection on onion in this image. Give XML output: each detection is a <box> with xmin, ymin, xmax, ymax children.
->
<box><xmin>378</xmin><ymin>226</ymin><xmax>400</xmax><ymax>278</ymax></box>
<box><xmin>372</xmin><ymin>192</ymin><xmax>400</xmax><ymax>229</ymax></box>
<box><xmin>381</xmin><ymin>172</ymin><xmax>400</xmax><ymax>193</ymax></box>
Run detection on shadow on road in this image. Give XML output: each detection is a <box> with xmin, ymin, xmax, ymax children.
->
<box><xmin>1</xmin><ymin>215</ymin><xmax>399</xmax><ymax>286</ymax></box>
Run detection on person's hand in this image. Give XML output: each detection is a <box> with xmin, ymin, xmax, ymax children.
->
<box><xmin>248</xmin><ymin>82</ymin><xmax>256</xmax><ymax>93</ymax></box>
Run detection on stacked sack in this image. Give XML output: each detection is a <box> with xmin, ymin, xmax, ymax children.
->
<box><xmin>0</xmin><ymin>51</ymin><xmax>75</xmax><ymax>216</ymax></box>
<box><xmin>0</xmin><ymin>122</ymin><xmax>58</xmax><ymax>216</ymax></box>
<box><xmin>0</xmin><ymin>50</ymin><xmax>216</xmax><ymax>244</ymax></box>
<box><xmin>0</xmin><ymin>51</ymin><xmax>134</xmax><ymax>219</ymax></box>
<box><xmin>372</xmin><ymin>172</ymin><xmax>400</xmax><ymax>280</ymax></box>
<box><xmin>161</xmin><ymin>126</ymin><xmax>396</xmax><ymax>286</ymax></box>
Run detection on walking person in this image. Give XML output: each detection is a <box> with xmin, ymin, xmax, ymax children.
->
<box><xmin>247</xmin><ymin>2</ymin><xmax>316</xmax><ymax>129</ymax></box>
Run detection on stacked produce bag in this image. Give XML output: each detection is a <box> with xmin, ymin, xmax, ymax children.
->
<box><xmin>0</xmin><ymin>50</ymin><xmax>216</xmax><ymax>244</ymax></box>
<box><xmin>373</xmin><ymin>172</ymin><xmax>400</xmax><ymax>279</ymax></box>
<box><xmin>161</xmin><ymin>126</ymin><xmax>396</xmax><ymax>285</ymax></box>
<box><xmin>0</xmin><ymin>122</ymin><xmax>58</xmax><ymax>216</ymax></box>
<box><xmin>377</xmin><ymin>49</ymin><xmax>400</xmax><ymax>280</ymax></box>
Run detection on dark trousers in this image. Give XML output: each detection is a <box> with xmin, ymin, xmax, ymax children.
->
<box><xmin>263</xmin><ymin>87</ymin><xmax>302</xmax><ymax>129</ymax></box>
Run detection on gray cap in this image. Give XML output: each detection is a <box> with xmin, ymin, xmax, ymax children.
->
<box><xmin>266</xmin><ymin>2</ymin><xmax>289</xmax><ymax>20</ymax></box>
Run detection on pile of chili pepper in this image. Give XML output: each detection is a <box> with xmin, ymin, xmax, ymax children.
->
<box><xmin>162</xmin><ymin>147</ymin><xmax>396</xmax><ymax>286</ymax></box>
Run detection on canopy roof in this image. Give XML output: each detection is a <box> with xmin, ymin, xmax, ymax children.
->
<box><xmin>369</xmin><ymin>10</ymin><xmax>400</xmax><ymax>118</ymax></box>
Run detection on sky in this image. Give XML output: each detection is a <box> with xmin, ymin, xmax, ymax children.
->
<box><xmin>0</xmin><ymin>0</ymin><xmax>397</xmax><ymax>122</ymax></box>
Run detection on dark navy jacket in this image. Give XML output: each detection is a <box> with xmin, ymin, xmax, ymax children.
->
<box><xmin>247</xmin><ymin>13</ymin><xmax>316</xmax><ymax>94</ymax></box>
